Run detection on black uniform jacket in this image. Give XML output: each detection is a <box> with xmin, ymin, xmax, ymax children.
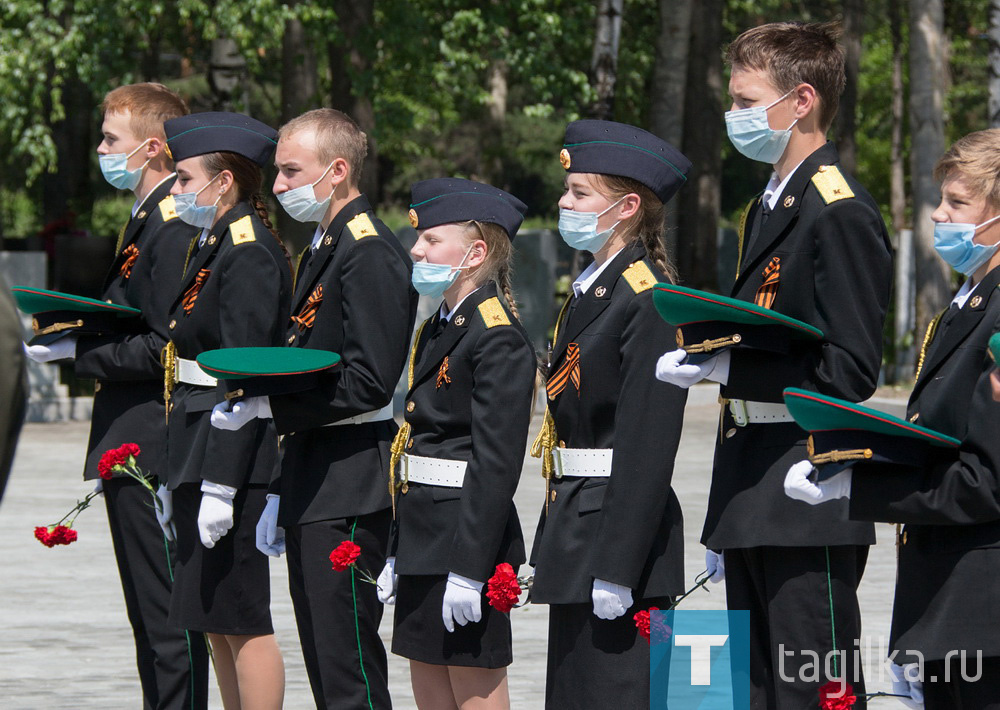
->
<box><xmin>850</xmin><ymin>267</ymin><xmax>1000</xmax><ymax>660</ymax></box>
<box><xmin>0</xmin><ymin>273</ymin><xmax>26</xmax><ymax>499</ymax></box>
<box><xmin>75</xmin><ymin>178</ymin><xmax>196</xmax><ymax>481</ymax></box>
<box><xmin>268</xmin><ymin>195</ymin><xmax>417</xmax><ymax>526</ymax></box>
<box><xmin>389</xmin><ymin>283</ymin><xmax>534</xmax><ymax>583</ymax></box>
<box><xmin>164</xmin><ymin>202</ymin><xmax>292</xmax><ymax>490</ymax></box>
<box><xmin>703</xmin><ymin>142</ymin><xmax>892</xmax><ymax>550</ymax></box>
<box><xmin>530</xmin><ymin>245</ymin><xmax>688</xmax><ymax>605</ymax></box>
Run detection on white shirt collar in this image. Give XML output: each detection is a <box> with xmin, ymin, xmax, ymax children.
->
<box><xmin>440</xmin><ymin>285</ymin><xmax>484</xmax><ymax>322</ymax></box>
<box><xmin>952</xmin><ymin>279</ymin><xmax>975</xmax><ymax>309</ymax></box>
<box><xmin>763</xmin><ymin>160</ymin><xmax>806</xmax><ymax>211</ymax></box>
<box><xmin>310</xmin><ymin>225</ymin><xmax>326</xmax><ymax>252</ymax></box>
<box><xmin>132</xmin><ymin>172</ymin><xmax>176</xmax><ymax>217</ymax></box>
<box><xmin>572</xmin><ymin>248</ymin><xmax>625</xmax><ymax>297</ymax></box>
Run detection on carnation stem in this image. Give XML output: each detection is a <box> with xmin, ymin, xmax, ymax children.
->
<box><xmin>665</xmin><ymin>569</ymin><xmax>712</xmax><ymax>611</ymax></box>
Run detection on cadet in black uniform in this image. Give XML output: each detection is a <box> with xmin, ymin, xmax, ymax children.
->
<box><xmin>211</xmin><ymin>108</ymin><xmax>417</xmax><ymax>710</ymax></box>
<box><xmin>656</xmin><ymin>23</ymin><xmax>893</xmax><ymax>707</ymax></box>
<box><xmin>786</xmin><ymin>129</ymin><xmax>1000</xmax><ymax>708</ymax></box>
<box><xmin>161</xmin><ymin>112</ymin><xmax>292</xmax><ymax>710</ymax></box>
<box><xmin>25</xmin><ymin>84</ymin><xmax>210</xmax><ymax>710</ymax></box>
<box><xmin>0</xmin><ymin>272</ymin><xmax>25</xmax><ymax>502</ymax></box>
<box><xmin>376</xmin><ymin>178</ymin><xmax>533</xmax><ymax>709</ymax></box>
<box><xmin>529</xmin><ymin>120</ymin><xmax>691</xmax><ymax>708</ymax></box>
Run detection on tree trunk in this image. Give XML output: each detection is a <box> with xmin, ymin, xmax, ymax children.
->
<box><xmin>280</xmin><ymin>13</ymin><xmax>318</xmax><ymax>123</ymax></box>
<box><xmin>989</xmin><ymin>0</ymin><xmax>1000</xmax><ymax>127</ymax></box>
<box><xmin>677</xmin><ymin>0</ymin><xmax>722</xmax><ymax>291</ymax></box>
<box><xmin>909</xmin><ymin>0</ymin><xmax>951</xmax><ymax>336</ymax></box>
<box><xmin>649</xmin><ymin>0</ymin><xmax>692</xmax><ymax>260</ymax></box>
<box><xmin>889</xmin><ymin>0</ymin><xmax>906</xmax><ymax>234</ymax></box>
<box><xmin>589</xmin><ymin>0</ymin><xmax>624</xmax><ymax>120</ymax></box>
<box><xmin>835</xmin><ymin>0</ymin><xmax>864</xmax><ymax>174</ymax></box>
<box><xmin>330</xmin><ymin>0</ymin><xmax>379</xmax><ymax>201</ymax></box>
<box><xmin>481</xmin><ymin>58</ymin><xmax>508</xmax><ymax>186</ymax></box>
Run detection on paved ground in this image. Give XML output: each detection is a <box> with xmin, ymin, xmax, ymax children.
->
<box><xmin>0</xmin><ymin>385</ymin><xmax>905</xmax><ymax>708</ymax></box>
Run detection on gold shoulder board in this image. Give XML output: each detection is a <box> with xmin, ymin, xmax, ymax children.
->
<box><xmin>477</xmin><ymin>297</ymin><xmax>511</xmax><ymax>328</ymax></box>
<box><xmin>622</xmin><ymin>261</ymin><xmax>656</xmax><ymax>294</ymax></box>
<box><xmin>347</xmin><ymin>213</ymin><xmax>378</xmax><ymax>240</ymax></box>
<box><xmin>231</xmin><ymin>215</ymin><xmax>256</xmax><ymax>245</ymax></box>
<box><xmin>811</xmin><ymin>166</ymin><xmax>855</xmax><ymax>204</ymax></box>
<box><xmin>158</xmin><ymin>195</ymin><xmax>178</xmax><ymax>221</ymax></box>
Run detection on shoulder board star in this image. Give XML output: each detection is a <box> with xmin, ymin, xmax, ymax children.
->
<box><xmin>622</xmin><ymin>261</ymin><xmax>657</xmax><ymax>294</ymax></box>
<box><xmin>347</xmin><ymin>213</ymin><xmax>378</xmax><ymax>240</ymax></box>
<box><xmin>231</xmin><ymin>215</ymin><xmax>256</xmax><ymax>245</ymax></box>
<box><xmin>158</xmin><ymin>195</ymin><xmax>178</xmax><ymax>221</ymax></box>
<box><xmin>811</xmin><ymin>165</ymin><xmax>855</xmax><ymax>204</ymax></box>
<box><xmin>477</xmin><ymin>297</ymin><xmax>511</xmax><ymax>328</ymax></box>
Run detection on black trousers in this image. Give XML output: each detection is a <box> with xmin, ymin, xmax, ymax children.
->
<box><xmin>546</xmin><ymin>597</ymin><xmax>672</xmax><ymax>710</ymax></box>
<box><xmin>104</xmin><ymin>477</ymin><xmax>209</xmax><ymax>710</ymax></box>
<box><xmin>924</xmin><ymin>656</ymin><xmax>1000</xmax><ymax>709</ymax></box>
<box><xmin>724</xmin><ymin>545</ymin><xmax>869</xmax><ymax>710</ymax></box>
<box><xmin>286</xmin><ymin>509</ymin><xmax>393</xmax><ymax>710</ymax></box>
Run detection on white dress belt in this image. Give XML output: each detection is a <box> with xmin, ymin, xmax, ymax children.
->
<box><xmin>552</xmin><ymin>448</ymin><xmax>613</xmax><ymax>479</ymax></box>
<box><xmin>726</xmin><ymin>398</ymin><xmax>795</xmax><ymax>426</ymax></box>
<box><xmin>322</xmin><ymin>402</ymin><xmax>395</xmax><ymax>427</ymax></box>
<box><xmin>175</xmin><ymin>357</ymin><xmax>218</xmax><ymax>387</ymax></box>
<box><xmin>402</xmin><ymin>454</ymin><xmax>467</xmax><ymax>488</ymax></box>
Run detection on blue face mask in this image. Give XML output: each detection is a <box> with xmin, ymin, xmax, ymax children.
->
<box><xmin>557</xmin><ymin>197</ymin><xmax>624</xmax><ymax>253</ymax></box>
<box><xmin>411</xmin><ymin>246</ymin><xmax>473</xmax><ymax>299</ymax></box>
<box><xmin>725</xmin><ymin>89</ymin><xmax>798</xmax><ymax>164</ymax></box>
<box><xmin>276</xmin><ymin>161</ymin><xmax>335</xmax><ymax>223</ymax></box>
<box><xmin>98</xmin><ymin>139</ymin><xmax>151</xmax><ymax>191</ymax></box>
<box><xmin>933</xmin><ymin>214</ymin><xmax>1000</xmax><ymax>276</ymax></box>
<box><xmin>174</xmin><ymin>173</ymin><xmax>222</xmax><ymax>229</ymax></box>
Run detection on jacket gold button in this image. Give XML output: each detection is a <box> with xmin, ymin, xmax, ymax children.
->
<box><xmin>94</xmin><ymin>381</ymin><xmax>101</xmax><ymax>393</ymax></box>
<box><xmin>288</xmin><ymin>334</ymin><xmax>296</xmax><ymax>344</ymax></box>
<box><xmin>902</xmin><ymin>531</ymin><xmax>908</xmax><ymax>545</ymax></box>
<box><xmin>406</xmin><ymin>438</ymin><xmax>414</xmax><ymax>450</ymax></box>
<box><xmin>725</xmin><ymin>428</ymin><xmax>736</xmax><ymax>439</ymax></box>
<box><xmin>550</xmin><ymin>489</ymin><xmax>557</xmax><ymax>502</ymax></box>
<box><xmin>168</xmin><ymin>320</ymin><xmax>176</xmax><ymax>330</ymax></box>
<box><xmin>406</xmin><ymin>401</ymin><xmax>415</xmax><ymax>413</ymax></box>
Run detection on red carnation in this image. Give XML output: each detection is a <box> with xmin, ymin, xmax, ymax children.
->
<box><xmin>634</xmin><ymin>607</ymin><xmax>659</xmax><ymax>641</ymax></box>
<box><xmin>818</xmin><ymin>680</ymin><xmax>856</xmax><ymax>710</ymax></box>
<box><xmin>121</xmin><ymin>443</ymin><xmax>140</xmax><ymax>458</ymax></box>
<box><xmin>34</xmin><ymin>526</ymin><xmax>53</xmax><ymax>547</ymax></box>
<box><xmin>330</xmin><ymin>541</ymin><xmax>362</xmax><ymax>572</ymax></box>
<box><xmin>486</xmin><ymin>563</ymin><xmax>522</xmax><ymax>613</ymax></box>
<box><xmin>48</xmin><ymin>525</ymin><xmax>78</xmax><ymax>546</ymax></box>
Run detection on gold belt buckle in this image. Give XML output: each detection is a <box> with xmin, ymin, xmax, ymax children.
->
<box><xmin>552</xmin><ymin>448</ymin><xmax>564</xmax><ymax>479</ymax></box>
<box><xmin>729</xmin><ymin>399</ymin><xmax>749</xmax><ymax>427</ymax></box>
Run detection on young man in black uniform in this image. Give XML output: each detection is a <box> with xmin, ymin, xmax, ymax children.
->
<box><xmin>212</xmin><ymin>108</ymin><xmax>417</xmax><ymax>709</ymax></box>
<box><xmin>25</xmin><ymin>83</ymin><xmax>209</xmax><ymax>710</ymax></box>
<box><xmin>656</xmin><ymin>23</ymin><xmax>893</xmax><ymax>707</ymax></box>
<box><xmin>787</xmin><ymin>129</ymin><xmax>1000</xmax><ymax>707</ymax></box>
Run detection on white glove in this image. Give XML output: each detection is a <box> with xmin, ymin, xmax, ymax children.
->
<box><xmin>197</xmin><ymin>481</ymin><xmax>237</xmax><ymax>548</ymax></box>
<box><xmin>24</xmin><ymin>336</ymin><xmax>78</xmax><ymax>363</ymax></box>
<box><xmin>705</xmin><ymin>549</ymin><xmax>725</xmax><ymax>583</ymax></box>
<box><xmin>155</xmin><ymin>484</ymin><xmax>176</xmax><ymax>542</ymax></box>
<box><xmin>255</xmin><ymin>494</ymin><xmax>284</xmax><ymax>557</ymax></box>
<box><xmin>210</xmin><ymin>396</ymin><xmax>273</xmax><ymax>431</ymax></box>
<box><xmin>890</xmin><ymin>663</ymin><xmax>924</xmax><ymax>709</ymax></box>
<box><xmin>591</xmin><ymin>578</ymin><xmax>634</xmax><ymax>620</ymax></box>
<box><xmin>377</xmin><ymin>557</ymin><xmax>398</xmax><ymax>605</ymax></box>
<box><xmin>442</xmin><ymin>572</ymin><xmax>484</xmax><ymax>632</ymax></box>
<box><xmin>784</xmin><ymin>460</ymin><xmax>853</xmax><ymax>505</ymax></box>
<box><xmin>654</xmin><ymin>349</ymin><xmax>729</xmax><ymax>388</ymax></box>
<box><xmin>93</xmin><ymin>478</ymin><xmax>104</xmax><ymax>496</ymax></box>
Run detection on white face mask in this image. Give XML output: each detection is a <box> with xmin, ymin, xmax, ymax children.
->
<box><xmin>557</xmin><ymin>197</ymin><xmax>624</xmax><ymax>253</ymax></box>
<box><xmin>724</xmin><ymin>89</ymin><xmax>798</xmax><ymax>164</ymax></box>
<box><xmin>410</xmin><ymin>245</ymin><xmax>474</xmax><ymax>298</ymax></box>
<box><xmin>174</xmin><ymin>173</ymin><xmax>222</xmax><ymax>229</ymax></box>
<box><xmin>99</xmin><ymin>139</ymin><xmax>151</xmax><ymax>191</ymax></box>
<box><xmin>276</xmin><ymin>161</ymin><xmax>336</xmax><ymax>223</ymax></box>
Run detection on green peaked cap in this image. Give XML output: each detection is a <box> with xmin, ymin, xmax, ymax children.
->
<box><xmin>12</xmin><ymin>286</ymin><xmax>141</xmax><ymax>317</ymax></box>
<box><xmin>197</xmin><ymin>347</ymin><xmax>340</xmax><ymax>379</ymax></box>
<box><xmin>652</xmin><ymin>284</ymin><xmax>822</xmax><ymax>338</ymax></box>
<box><xmin>990</xmin><ymin>332</ymin><xmax>1000</xmax><ymax>364</ymax></box>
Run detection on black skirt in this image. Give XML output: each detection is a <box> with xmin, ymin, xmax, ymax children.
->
<box><xmin>392</xmin><ymin>573</ymin><xmax>513</xmax><ymax>668</ymax></box>
<box><xmin>546</xmin><ymin>598</ymin><xmax>672</xmax><ymax>709</ymax></box>
<box><xmin>168</xmin><ymin>483</ymin><xmax>273</xmax><ymax>636</ymax></box>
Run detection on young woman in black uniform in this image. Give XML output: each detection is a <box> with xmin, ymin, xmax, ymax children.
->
<box><xmin>377</xmin><ymin>178</ymin><xmax>535</xmax><ymax>709</ymax></box>
<box><xmin>162</xmin><ymin>112</ymin><xmax>292</xmax><ymax>710</ymax></box>
<box><xmin>528</xmin><ymin>120</ymin><xmax>691</xmax><ymax>708</ymax></box>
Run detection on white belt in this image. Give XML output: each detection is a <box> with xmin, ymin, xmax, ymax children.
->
<box><xmin>726</xmin><ymin>399</ymin><xmax>795</xmax><ymax>426</ymax></box>
<box><xmin>175</xmin><ymin>357</ymin><xmax>218</xmax><ymax>387</ymax></box>
<box><xmin>323</xmin><ymin>402</ymin><xmax>394</xmax><ymax>427</ymax></box>
<box><xmin>552</xmin><ymin>448</ymin><xmax>613</xmax><ymax>479</ymax></box>
<box><xmin>402</xmin><ymin>454</ymin><xmax>467</xmax><ymax>488</ymax></box>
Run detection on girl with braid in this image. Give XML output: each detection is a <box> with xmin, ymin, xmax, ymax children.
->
<box><xmin>377</xmin><ymin>178</ymin><xmax>535</xmax><ymax>709</ymax></box>
<box><xmin>162</xmin><ymin>112</ymin><xmax>292</xmax><ymax>710</ymax></box>
<box><xmin>528</xmin><ymin>120</ymin><xmax>692</xmax><ymax>708</ymax></box>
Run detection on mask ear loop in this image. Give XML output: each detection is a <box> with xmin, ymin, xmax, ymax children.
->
<box><xmin>975</xmin><ymin>213</ymin><xmax>1000</xmax><ymax>232</ymax></box>
<box><xmin>126</xmin><ymin>138</ymin><xmax>153</xmax><ymax>173</ymax></box>
<box><xmin>194</xmin><ymin>172</ymin><xmax>223</xmax><ymax>207</ymax></box>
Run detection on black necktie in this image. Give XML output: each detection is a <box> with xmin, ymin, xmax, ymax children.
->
<box><xmin>942</xmin><ymin>301</ymin><xmax>961</xmax><ymax>325</ymax></box>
